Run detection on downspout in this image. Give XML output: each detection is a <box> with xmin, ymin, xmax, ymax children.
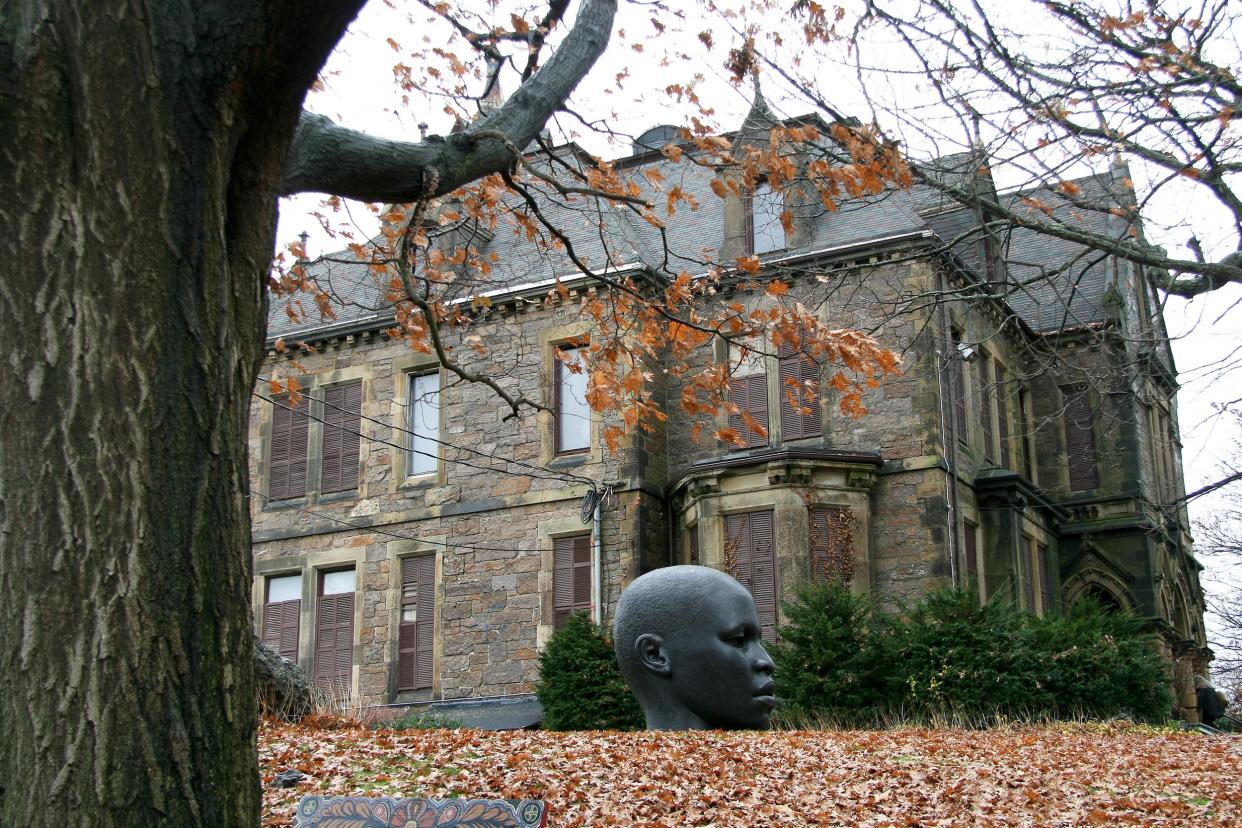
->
<box><xmin>592</xmin><ymin>497</ymin><xmax>603</xmax><ymax>625</ymax></box>
<box><xmin>935</xmin><ymin>271</ymin><xmax>961</xmax><ymax>586</ymax></box>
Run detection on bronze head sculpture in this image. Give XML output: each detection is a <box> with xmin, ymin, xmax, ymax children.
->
<box><xmin>613</xmin><ymin>565</ymin><xmax>776</xmax><ymax>730</ymax></box>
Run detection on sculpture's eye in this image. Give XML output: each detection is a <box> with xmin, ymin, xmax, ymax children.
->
<box><xmin>724</xmin><ymin>632</ymin><xmax>747</xmax><ymax>647</ymax></box>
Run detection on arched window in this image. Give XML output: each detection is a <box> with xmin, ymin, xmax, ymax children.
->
<box><xmin>1079</xmin><ymin>584</ymin><xmax>1124</xmax><ymax>613</ymax></box>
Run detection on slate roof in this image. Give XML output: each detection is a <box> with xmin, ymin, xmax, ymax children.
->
<box><xmin>998</xmin><ymin>171</ymin><xmax>1132</xmax><ymax>333</ymax></box>
<box><xmin>272</xmin><ymin>123</ymin><xmax>1136</xmax><ymax>340</ymax></box>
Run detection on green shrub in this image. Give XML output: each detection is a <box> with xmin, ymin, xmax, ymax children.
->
<box><xmin>1022</xmin><ymin>598</ymin><xmax>1172</xmax><ymax>722</ymax></box>
<box><xmin>891</xmin><ymin>587</ymin><xmax>1050</xmax><ymax>721</ymax></box>
<box><xmin>535</xmin><ymin>611</ymin><xmax>644</xmax><ymax>731</ymax></box>
<box><xmin>769</xmin><ymin>580</ymin><xmax>893</xmax><ymax>721</ymax></box>
<box><xmin>773</xmin><ymin>584</ymin><xmax>1173</xmax><ymax>726</ymax></box>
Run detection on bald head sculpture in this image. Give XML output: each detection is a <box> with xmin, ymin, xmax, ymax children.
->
<box><xmin>613</xmin><ymin>566</ymin><xmax>776</xmax><ymax>730</ymax></box>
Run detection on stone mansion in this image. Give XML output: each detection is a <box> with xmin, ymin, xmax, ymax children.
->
<box><xmin>248</xmin><ymin>98</ymin><xmax>1211</xmax><ymax>721</ymax></box>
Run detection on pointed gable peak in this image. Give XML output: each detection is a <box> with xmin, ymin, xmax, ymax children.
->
<box><xmin>733</xmin><ymin>73</ymin><xmax>778</xmax><ymax>151</ymax></box>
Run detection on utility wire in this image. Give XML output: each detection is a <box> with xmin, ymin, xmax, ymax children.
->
<box><xmin>249</xmin><ymin>488</ymin><xmax>563</xmax><ymax>554</ymax></box>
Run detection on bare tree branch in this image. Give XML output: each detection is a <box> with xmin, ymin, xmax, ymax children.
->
<box><xmin>279</xmin><ymin>0</ymin><xmax>616</xmax><ymax>202</ymax></box>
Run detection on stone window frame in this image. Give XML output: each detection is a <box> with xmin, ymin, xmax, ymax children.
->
<box><xmin>1016</xmin><ymin>514</ymin><xmax>1053</xmax><ymax>617</ymax></box>
<box><xmin>977</xmin><ymin>349</ymin><xmax>996</xmax><ymax>464</ymax></box>
<box><xmin>391</xmin><ymin>353</ymin><xmax>445</xmax><ymax>490</ymax></box>
<box><xmin>961</xmin><ymin>516</ymin><xmax>984</xmax><ymax>601</ymax></box>
<box><xmin>715</xmin><ymin>326</ymin><xmax>828</xmax><ymax>452</ymax></box>
<box><xmin>256</xmin><ymin>364</ymin><xmax>372</xmax><ymax>508</ymax></box>
<box><xmin>539</xmin><ymin>323</ymin><xmax>600</xmax><ymax>468</ymax></box>
<box><xmin>1060</xmin><ymin>382</ymin><xmax>1100</xmax><ymax>492</ymax></box>
<box><xmin>386</xmin><ymin>536</ymin><xmax>445</xmax><ymax>702</ymax></box>
<box><xmin>746</xmin><ymin>181</ymin><xmax>787</xmax><ymax>256</ymax></box>
<box><xmin>949</xmin><ymin>325</ymin><xmax>972</xmax><ymax>446</ymax></box>
<box><xmin>1016</xmin><ymin>385</ymin><xmax>1037</xmax><ymax>485</ymax></box>
<box><xmin>536</xmin><ymin>514</ymin><xmax>595</xmax><ymax>651</ymax></box>
<box><xmin>252</xmin><ymin>547</ymin><xmax>366</xmax><ymax>693</ymax></box>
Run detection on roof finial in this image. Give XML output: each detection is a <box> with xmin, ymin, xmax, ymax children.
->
<box><xmin>734</xmin><ymin>69</ymin><xmax>778</xmax><ymax>150</ymax></box>
<box><xmin>479</xmin><ymin>53</ymin><xmax>504</xmax><ymax>116</ymax></box>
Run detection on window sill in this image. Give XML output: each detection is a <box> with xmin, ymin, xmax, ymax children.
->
<box><xmin>316</xmin><ymin>490</ymin><xmax>358</xmax><ymax>506</ymax></box>
<box><xmin>261</xmin><ymin>496</ymin><xmax>307</xmax><ymax>513</ymax></box>
<box><xmin>549</xmin><ymin>453</ymin><xmax>589</xmax><ymax>469</ymax></box>
<box><xmin>398</xmin><ymin>474</ymin><xmax>441</xmax><ymax>492</ymax></box>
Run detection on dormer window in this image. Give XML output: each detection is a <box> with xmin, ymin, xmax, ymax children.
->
<box><xmin>748</xmin><ymin>183</ymin><xmax>785</xmax><ymax>255</ymax></box>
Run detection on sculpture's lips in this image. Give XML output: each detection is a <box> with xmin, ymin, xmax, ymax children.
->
<box><xmin>754</xmin><ymin>681</ymin><xmax>776</xmax><ymax>705</ymax></box>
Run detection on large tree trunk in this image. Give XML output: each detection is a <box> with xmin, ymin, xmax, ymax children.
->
<box><xmin>0</xmin><ymin>0</ymin><xmax>613</xmax><ymax>822</ymax></box>
<box><xmin>0</xmin><ymin>2</ymin><xmax>359</xmax><ymax>824</ymax></box>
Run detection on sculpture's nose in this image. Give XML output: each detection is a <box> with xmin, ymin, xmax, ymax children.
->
<box><xmin>752</xmin><ymin>644</ymin><xmax>775</xmax><ymax>675</ymax></box>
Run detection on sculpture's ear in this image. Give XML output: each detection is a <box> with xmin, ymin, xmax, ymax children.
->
<box><xmin>634</xmin><ymin>633</ymin><xmax>671</xmax><ymax>677</ymax></box>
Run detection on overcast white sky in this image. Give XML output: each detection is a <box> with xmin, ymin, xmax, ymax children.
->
<box><xmin>278</xmin><ymin>0</ymin><xmax>1240</xmax><ymax>665</ymax></box>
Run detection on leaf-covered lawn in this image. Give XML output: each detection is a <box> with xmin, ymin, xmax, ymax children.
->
<box><xmin>260</xmin><ymin>716</ymin><xmax>1242</xmax><ymax>826</ymax></box>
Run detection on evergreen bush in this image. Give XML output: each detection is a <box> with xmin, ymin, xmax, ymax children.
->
<box><xmin>535</xmin><ymin>611</ymin><xmax>644</xmax><ymax>731</ymax></box>
<box><xmin>773</xmin><ymin>584</ymin><xmax>1173</xmax><ymax>726</ymax></box>
<box><xmin>768</xmin><ymin>580</ymin><xmax>892</xmax><ymax>720</ymax></box>
<box><xmin>1022</xmin><ymin>598</ymin><xmax>1172</xmax><ymax>722</ymax></box>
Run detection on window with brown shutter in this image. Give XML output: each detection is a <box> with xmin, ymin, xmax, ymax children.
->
<box><xmin>728</xmin><ymin>373</ymin><xmax>769</xmax><ymax>449</ymax></box>
<box><xmin>268</xmin><ymin>394</ymin><xmax>310</xmax><ymax>500</ymax></box>
<box><xmin>688</xmin><ymin>524</ymin><xmax>699</xmax><ymax>566</ymax></box>
<box><xmin>995</xmin><ymin>361</ymin><xmax>1012</xmax><ymax>469</ymax></box>
<box><xmin>1021</xmin><ymin>537</ymin><xmax>1036</xmax><ymax>615</ymax></box>
<box><xmin>963</xmin><ymin>520</ymin><xmax>978</xmax><ymax>587</ymax></box>
<box><xmin>263</xmin><ymin>574</ymin><xmax>301</xmax><ymax>661</ymax></box>
<box><xmin>1061</xmin><ymin>385</ymin><xmax>1099</xmax><ymax>491</ymax></box>
<box><xmin>397</xmin><ymin>556</ymin><xmax>435</xmax><ymax>692</ymax></box>
<box><xmin>979</xmin><ymin>358</ymin><xmax>995</xmax><ymax>462</ymax></box>
<box><xmin>809</xmin><ymin>506</ymin><xmax>852</xmax><ymax>584</ymax></box>
<box><xmin>724</xmin><ymin>510</ymin><xmax>778</xmax><ymax>642</ymax></box>
<box><xmin>1018</xmin><ymin>387</ymin><xmax>1035</xmax><ymax>482</ymax></box>
<box><xmin>553</xmin><ymin>535</ymin><xmax>592</xmax><ymax>629</ymax></box>
<box><xmin>950</xmin><ymin>330</ymin><xmax>967</xmax><ymax>443</ymax></box>
<box><xmin>1036</xmin><ymin>543</ymin><xmax>1051</xmax><ymax>616</ymax></box>
<box><xmin>320</xmin><ymin>381</ymin><xmax>362</xmax><ymax>495</ymax></box>
<box><xmin>778</xmin><ymin>340</ymin><xmax>821</xmax><ymax>441</ymax></box>
<box><xmin>314</xmin><ymin>569</ymin><xmax>355</xmax><ymax>693</ymax></box>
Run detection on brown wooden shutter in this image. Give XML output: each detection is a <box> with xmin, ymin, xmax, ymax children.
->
<box><xmin>314</xmin><ymin>585</ymin><xmax>355</xmax><ymax>692</ymax></box>
<box><xmin>262</xmin><ymin>599</ymin><xmax>300</xmax><ymax>661</ymax></box>
<box><xmin>398</xmin><ymin>556</ymin><xmax>435</xmax><ymax>691</ymax></box>
<box><xmin>809</xmin><ymin>506</ymin><xmax>851</xmax><ymax>584</ymax></box>
<box><xmin>320</xmin><ymin>381</ymin><xmax>362</xmax><ymax>495</ymax></box>
<box><xmin>1018</xmin><ymin>387</ymin><xmax>1034</xmax><ymax>480</ymax></box>
<box><xmin>728</xmin><ymin>373</ymin><xmax>769</xmax><ymax>449</ymax></box>
<box><xmin>950</xmin><ymin>331</ymin><xmax>967</xmax><ymax>441</ymax></box>
<box><xmin>688</xmin><ymin>525</ymin><xmax>700</xmax><ymax>566</ymax></box>
<box><xmin>995</xmin><ymin>362</ymin><xmax>1012</xmax><ymax>469</ymax></box>
<box><xmin>1037</xmin><ymin>543</ymin><xmax>1051</xmax><ymax>616</ymax></box>
<box><xmin>1062</xmin><ymin>385</ymin><xmax>1099</xmax><ymax>491</ymax></box>
<box><xmin>725</xmin><ymin>510</ymin><xmax>778</xmax><ymax>642</ymax></box>
<box><xmin>268</xmin><ymin>395</ymin><xmax>309</xmax><ymax>500</ymax></box>
<box><xmin>1021</xmin><ymin>539</ymin><xmax>1036</xmax><ymax>615</ymax></box>
<box><xmin>963</xmin><ymin>520</ymin><xmax>978</xmax><ymax>585</ymax></box>
<box><xmin>979</xmin><ymin>359</ymin><xmax>995</xmax><ymax>462</ymax></box>
<box><xmin>778</xmin><ymin>340</ymin><xmax>822</xmax><ymax>441</ymax></box>
<box><xmin>553</xmin><ymin>535</ymin><xmax>592</xmax><ymax>629</ymax></box>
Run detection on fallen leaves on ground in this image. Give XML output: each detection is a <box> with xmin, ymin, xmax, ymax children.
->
<box><xmin>260</xmin><ymin>716</ymin><xmax>1242</xmax><ymax>826</ymax></box>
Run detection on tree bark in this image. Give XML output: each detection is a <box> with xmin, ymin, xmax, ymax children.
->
<box><xmin>0</xmin><ymin>0</ymin><xmax>613</xmax><ymax>823</ymax></box>
<box><xmin>0</xmin><ymin>1</ymin><xmax>360</xmax><ymax>824</ymax></box>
